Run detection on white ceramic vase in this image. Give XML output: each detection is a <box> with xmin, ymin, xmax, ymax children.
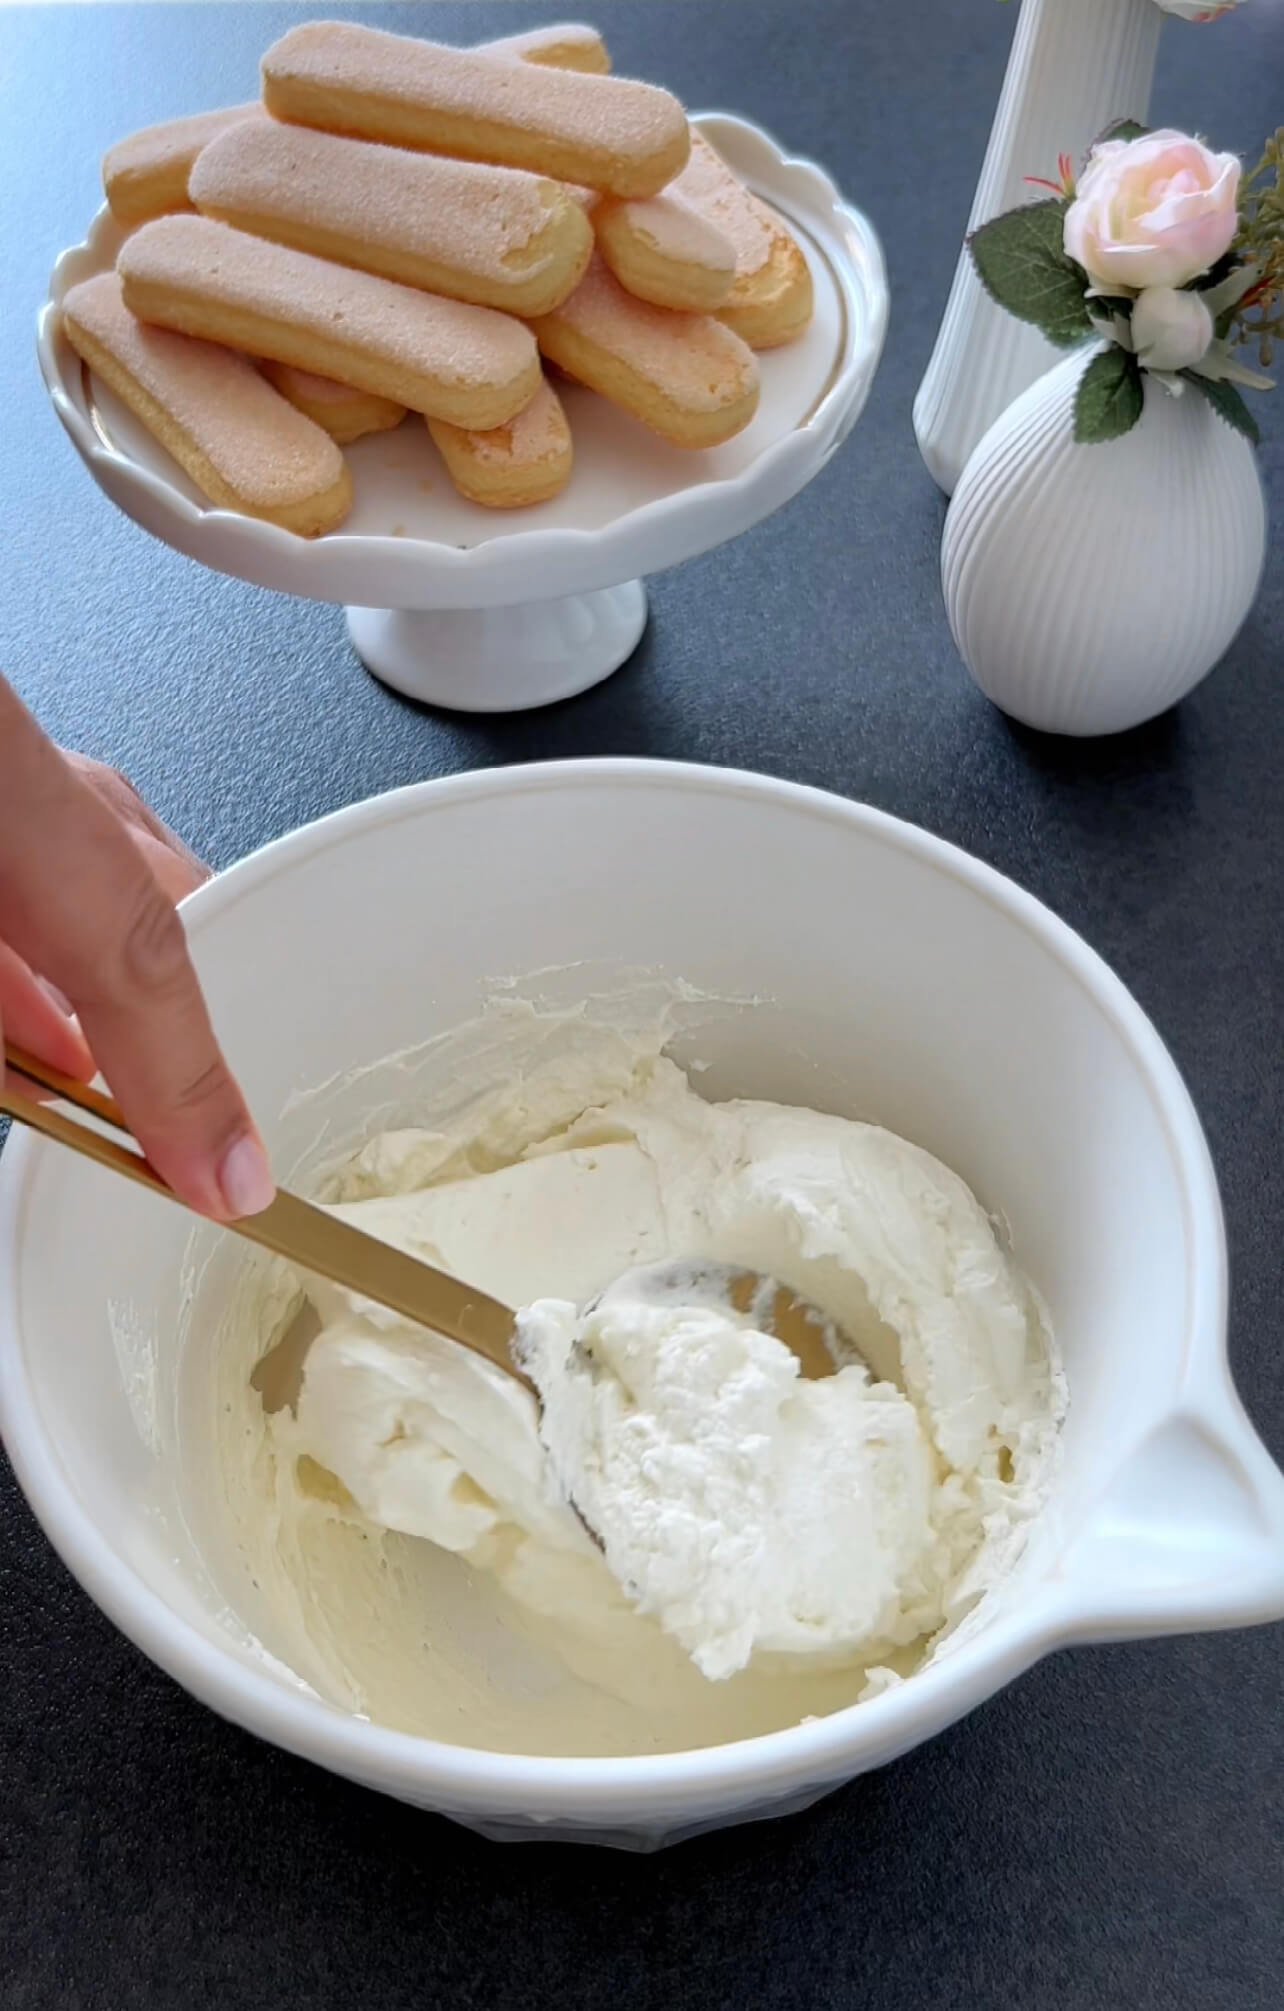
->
<box><xmin>914</xmin><ymin>0</ymin><xmax>1162</xmax><ymax>495</ymax></box>
<box><xmin>941</xmin><ymin>348</ymin><xmax>1267</xmax><ymax>737</ymax></box>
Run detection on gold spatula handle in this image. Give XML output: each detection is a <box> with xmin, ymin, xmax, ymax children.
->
<box><xmin>1</xmin><ymin>1041</ymin><xmax>527</xmax><ymax>1391</ymax></box>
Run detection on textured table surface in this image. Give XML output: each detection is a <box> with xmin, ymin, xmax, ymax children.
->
<box><xmin>3</xmin><ymin>4</ymin><xmax>1282</xmax><ymax>2006</ymax></box>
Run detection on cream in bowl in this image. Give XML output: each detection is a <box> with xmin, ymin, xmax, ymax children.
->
<box><xmin>221</xmin><ymin>1018</ymin><xmax>1065</xmax><ymax>1754</ymax></box>
<box><xmin>3</xmin><ymin>761</ymin><xmax>1282</xmax><ymax>1848</ymax></box>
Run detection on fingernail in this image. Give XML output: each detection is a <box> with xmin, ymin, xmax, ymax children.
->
<box><xmin>38</xmin><ymin>978</ymin><xmax>75</xmax><ymax>1016</ymax></box>
<box><xmin>218</xmin><ymin>1133</ymin><xmax>276</xmax><ymax>1218</ymax></box>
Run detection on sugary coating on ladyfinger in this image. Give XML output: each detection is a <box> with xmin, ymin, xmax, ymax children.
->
<box><xmin>427</xmin><ymin>376</ymin><xmax>574</xmax><ymax>508</ymax></box>
<box><xmin>260</xmin><ymin>21</ymin><xmax>689</xmax><ymax>198</ymax></box>
<box><xmin>118</xmin><ymin>214</ymin><xmax>541</xmax><ymax>428</ymax></box>
<box><xmin>531</xmin><ymin>255</ymin><xmax>759</xmax><ymax>447</ymax></box>
<box><xmin>189</xmin><ymin>118</ymin><xmax>592</xmax><ymax>317</ymax></box>
<box><xmin>62</xmin><ymin>270</ymin><xmax>351</xmax><ymax>533</ymax></box>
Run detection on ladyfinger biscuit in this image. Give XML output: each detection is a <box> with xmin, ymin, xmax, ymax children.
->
<box><xmin>479</xmin><ymin>23</ymin><xmax>611</xmax><ymax>73</ymax></box>
<box><xmin>259</xmin><ymin>361</ymin><xmax>406</xmax><ymax>445</ymax></box>
<box><xmin>261</xmin><ymin>22</ymin><xmax>689</xmax><ymax>199</ymax></box>
<box><xmin>530</xmin><ymin>256</ymin><xmax>759</xmax><ymax>449</ymax></box>
<box><xmin>96</xmin><ymin>24</ymin><xmax>604</xmax><ymax>232</ymax></box>
<box><xmin>189</xmin><ymin>119</ymin><xmax>593</xmax><ymax>318</ymax></box>
<box><xmin>103</xmin><ymin>104</ymin><xmax>266</xmax><ymax>228</ymax></box>
<box><xmin>673</xmin><ymin>134</ymin><xmax>813</xmax><ymax>348</ymax></box>
<box><xmin>61</xmin><ymin>271</ymin><xmax>351</xmax><ymax>536</ymax></box>
<box><xmin>427</xmin><ymin>377</ymin><xmax>573</xmax><ymax>509</ymax></box>
<box><xmin>593</xmin><ymin>193</ymin><xmax>735</xmax><ymax>312</ymax></box>
<box><xmin>118</xmin><ymin>215</ymin><xmax>541</xmax><ymax>428</ymax></box>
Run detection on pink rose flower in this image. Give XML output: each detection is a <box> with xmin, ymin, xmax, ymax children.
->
<box><xmin>1064</xmin><ymin>129</ymin><xmax>1241</xmax><ymax>291</ymax></box>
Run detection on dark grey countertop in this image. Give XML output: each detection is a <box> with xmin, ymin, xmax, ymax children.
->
<box><xmin>3</xmin><ymin>4</ymin><xmax>1281</xmax><ymax>2005</ymax></box>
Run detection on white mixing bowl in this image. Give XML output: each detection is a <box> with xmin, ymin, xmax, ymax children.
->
<box><xmin>3</xmin><ymin>760</ymin><xmax>1282</xmax><ymax>1849</ymax></box>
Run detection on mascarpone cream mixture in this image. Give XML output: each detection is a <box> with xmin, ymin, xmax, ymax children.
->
<box><xmin>200</xmin><ymin>994</ymin><xmax>1065</xmax><ymax>1757</ymax></box>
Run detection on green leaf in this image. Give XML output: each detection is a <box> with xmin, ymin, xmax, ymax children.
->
<box><xmin>1091</xmin><ymin>119</ymin><xmax>1150</xmax><ymax>150</ymax></box>
<box><xmin>968</xmin><ymin>201</ymin><xmax>1095</xmax><ymax>347</ymax></box>
<box><xmin>1074</xmin><ymin>348</ymin><xmax>1145</xmax><ymax>443</ymax></box>
<box><xmin>1180</xmin><ymin>370</ymin><xmax>1262</xmax><ymax>445</ymax></box>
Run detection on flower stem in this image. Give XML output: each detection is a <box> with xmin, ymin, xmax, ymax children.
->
<box><xmin>1231</xmin><ymin>129</ymin><xmax>1284</xmax><ymax>367</ymax></box>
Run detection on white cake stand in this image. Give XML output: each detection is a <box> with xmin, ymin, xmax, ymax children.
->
<box><xmin>37</xmin><ymin>115</ymin><xmax>888</xmax><ymax>714</ymax></box>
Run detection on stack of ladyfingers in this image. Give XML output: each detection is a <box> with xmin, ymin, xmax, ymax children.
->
<box><xmin>64</xmin><ymin>21</ymin><xmax>814</xmax><ymax>534</ymax></box>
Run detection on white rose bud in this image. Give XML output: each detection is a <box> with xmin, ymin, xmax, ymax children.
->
<box><xmin>1130</xmin><ymin>286</ymin><xmax>1214</xmax><ymax>372</ymax></box>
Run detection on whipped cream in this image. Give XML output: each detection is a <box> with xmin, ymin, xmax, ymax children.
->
<box><xmin>518</xmin><ymin>1280</ymin><xmax>939</xmax><ymax>1680</ymax></box>
<box><xmin>254</xmin><ymin>1051</ymin><xmax>1062</xmax><ymax>1709</ymax></box>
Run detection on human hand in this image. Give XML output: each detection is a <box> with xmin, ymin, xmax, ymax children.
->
<box><xmin>62</xmin><ymin>751</ymin><xmax>210</xmax><ymax>903</ymax></box>
<box><xmin>0</xmin><ymin>681</ymin><xmax>274</xmax><ymax>1220</ymax></box>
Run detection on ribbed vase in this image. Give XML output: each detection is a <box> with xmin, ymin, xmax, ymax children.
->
<box><xmin>941</xmin><ymin>349</ymin><xmax>1267</xmax><ymax>737</ymax></box>
<box><xmin>913</xmin><ymin>0</ymin><xmax>1162</xmax><ymax>496</ymax></box>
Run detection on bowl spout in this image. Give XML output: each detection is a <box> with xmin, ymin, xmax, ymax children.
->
<box><xmin>1049</xmin><ymin>1390</ymin><xmax>1284</xmax><ymax>1642</ymax></box>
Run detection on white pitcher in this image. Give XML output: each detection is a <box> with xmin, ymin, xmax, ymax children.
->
<box><xmin>914</xmin><ymin>0</ymin><xmax>1163</xmax><ymax>494</ymax></box>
